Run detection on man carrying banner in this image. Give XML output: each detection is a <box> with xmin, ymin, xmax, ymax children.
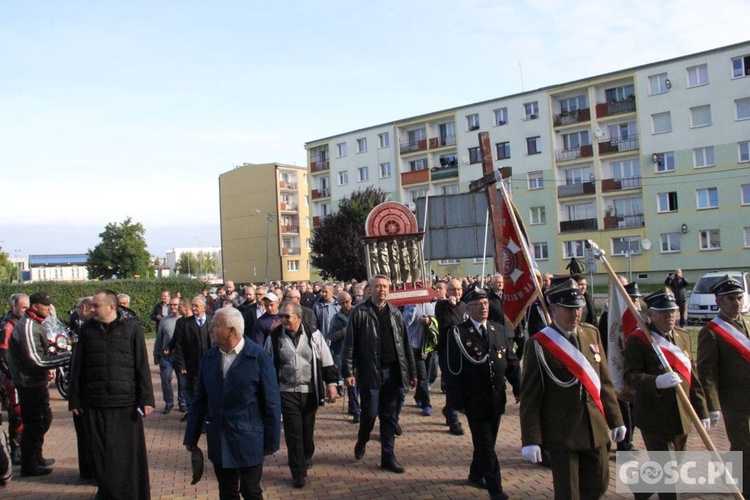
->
<box><xmin>623</xmin><ymin>289</ymin><xmax>710</xmax><ymax>498</ymax></box>
<box><xmin>697</xmin><ymin>275</ymin><xmax>750</xmax><ymax>495</ymax></box>
<box><xmin>520</xmin><ymin>279</ymin><xmax>625</xmax><ymax>499</ymax></box>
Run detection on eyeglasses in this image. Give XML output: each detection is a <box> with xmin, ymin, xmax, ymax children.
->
<box><xmin>278</xmin><ymin>314</ymin><xmax>294</xmax><ymax>319</ymax></box>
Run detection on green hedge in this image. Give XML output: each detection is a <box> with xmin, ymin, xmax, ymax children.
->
<box><xmin>0</xmin><ymin>278</ymin><xmax>207</xmax><ymax>336</ymax></box>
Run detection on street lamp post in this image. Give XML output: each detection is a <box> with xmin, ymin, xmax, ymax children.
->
<box><xmin>194</xmin><ymin>237</ymin><xmax>203</xmax><ymax>278</ymax></box>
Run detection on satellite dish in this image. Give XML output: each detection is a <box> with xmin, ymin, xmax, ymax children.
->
<box><xmin>594</xmin><ymin>128</ymin><xmax>604</xmax><ymax>138</ymax></box>
<box><xmin>462</xmin><ymin>155</ymin><xmax>470</xmax><ymax>164</ymax></box>
<box><xmin>641</xmin><ymin>239</ymin><xmax>652</xmax><ymax>251</ymax></box>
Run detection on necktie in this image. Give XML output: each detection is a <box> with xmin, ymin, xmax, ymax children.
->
<box><xmin>479</xmin><ymin>324</ymin><xmax>486</xmax><ymax>340</ymax></box>
<box><xmin>198</xmin><ymin>317</ymin><xmax>204</xmax><ymax>327</ymax></box>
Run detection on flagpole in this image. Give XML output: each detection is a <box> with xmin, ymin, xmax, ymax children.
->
<box><xmin>587</xmin><ymin>240</ymin><xmax>743</xmax><ymax>500</ymax></box>
<box><xmin>498</xmin><ymin>180</ymin><xmax>551</xmax><ymax>325</ymax></box>
<box><xmin>481</xmin><ymin>209</ymin><xmax>489</xmax><ymax>278</ymax></box>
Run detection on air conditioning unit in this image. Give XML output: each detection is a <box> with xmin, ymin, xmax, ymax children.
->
<box><xmin>406</xmin><ymin>202</ymin><xmax>417</xmax><ymax>212</ymax></box>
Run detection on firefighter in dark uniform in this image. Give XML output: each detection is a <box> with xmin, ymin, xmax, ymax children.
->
<box><xmin>445</xmin><ymin>287</ymin><xmax>520</xmax><ymax>500</ymax></box>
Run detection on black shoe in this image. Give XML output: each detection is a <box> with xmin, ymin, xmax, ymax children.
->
<box><xmin>441</xmin><ymin>406</ymin><xmax>452</xmax><ymax>426</ymax></box>
<box><xmin>178</xmin><ymin>405</ymin><xmax>188</xmax><ymax>412</ymax></box>
<box><xmin>449</xmin><ymin>423</ymin><xmax>465</xmax><ymax>436</ymax></box>
<box><xmin>11</xmin><ymin>448</ymin><xmax>21</xmax><ymax>466</ymax></box>
<box><xmin>354</xmin><ymin>439</ymin><xmax>367</xmax><ymax>460</ymax></box>
<box><xmin>394</xmin><ymin>423</ymin><xmax>403</xmax><ymax>436</ymax></box>
<box><xmin>380</xmin><ymin>459</ymin><xmax>405</xmax><ymax>473</ymax></box>
<box><xmin>162</xmin><ymin>404</ymin><xmax>174</xmax><ymax>414</ymax></box>
<box><xmin>292</xmin><ymin>477</ymin><xmax>306</xmax><ymax>488</ymax></box>
<box><xmin>468</xmin><ymin>476</ymin><xmax>487</xmax><ymax>489</ymax></box>
<box><xmin>21</xmin><ymin>466</ymin><xmax>53</xmax><ymax>477</ymax></box>
<box><xmin>40</xmin><ymin>458</ymin><xmax>55</xmax><ymax>467</ymax></box>
<box><xmin>352</xmin><ymin>413</ymin><xmax>360</xmax><ymax>424</ymax></box>
<box><xmin>306</xmin><ymin>459</ymin><xmax>313</xmax><ymax>469</ymax></box>
<box><xmin>180</xmin><ymin>413</ymin><xmax>189</xmax><ymax>422</ymax></box>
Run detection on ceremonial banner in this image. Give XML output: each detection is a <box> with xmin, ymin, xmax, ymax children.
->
<box><xmin>607</xmin><ymin>280</ymin><xmax>637</xmax><ymax>400</ymax></box>
<box><xmin>499</xmin><ymin>187</ymin><xmax>539</xmax><ymax>328</ymax></box>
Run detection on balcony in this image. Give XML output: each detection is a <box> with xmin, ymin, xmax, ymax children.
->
<box><xmin>603</xmin><ymin>214</ymin><xmax>645</xmax><ymax>230</ymax></box>
<box><xmin>401</xmin><ymin>169</ymin><xmax>430</xmax><ymax>186</ymax></box>
<box><xmin>601</xmin><ymin>176</ymin><xmax>642</xmax><ymax>192</ymax></box>
<box><xmin>400</xmin><ymin>139</ymin><xmax>428</xmax><ymax>154</ymax></box>
<box><xmin>279</xmin><ymin>202</ymin><xmax>298</xmax><ymax>212</ymax></box>
<box><xmin>282</xmin><ymin>247</ymin><xmax>301</xmax><ymax>255</ymax></box>
<box><xmin>553</xmin><ymin>108</ymin><xmax>591</xmax><ymax>126</ymax></box>
<box><xmin>311</xmin><ymin>188</ymin><xmax>330</xmax><ymax>200</ymax></box>
<box><xmin>597</xmin><ymin>135</ymin><xmax>639</xmax><ymax>156</ymax></box>
<box><xmin>596</xmin><ymin>97</ymin><xmax>636</xmax><ymax>118</ymax></box>
<box><xmin>280</xmin><ymin>225</ymin><xmax>299</xmax><ymax>234</ymax></box>
<box><xmin>560</xmin><ymin>218</ymin><xmax>598</xmax><ymax>233</ymax></box>
<box><xmin>310</xmin><ymin>160</ymin><xmax>330</xmax><ymax>173</ymax></box>
<box><xmin>555</xmin><ymin>144</ymin><xmax>593</xmax><ymax>161</ymax></box>
<box><xmin>279</xmin><ymin>181</ymin><xmax>298</xmax><ymax>191</ymax></box>
<box><xmin>557</xmin><ymin>181</ymin><xmax>596</xmax><ymax>198</ymax></box>
<box><xmin>430</xmin><ymin>166</ymin><xmax>458</xmax><ymax>181</ymax></box>
<box><xmin>438</xmin><ymin>135</ymin><xmax>456</xmax><ymax>147</ymax></box>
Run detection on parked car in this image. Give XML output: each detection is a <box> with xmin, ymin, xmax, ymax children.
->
<box><xmin>687</xmin><ymin>270</ymin><xmax>750</xmax><ymax>324</ymax></box>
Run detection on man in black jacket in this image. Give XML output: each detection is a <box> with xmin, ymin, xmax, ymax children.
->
<box><xmin>171</xmin><ymin>295</ymin><xmax>212</xmax><ymax>421</ymax></box>
<box><xmin>69</xmin><ymin>290</ymin><xmax>154</xmax><ymax>499</ymax></box>
<box><xmin>343</xmin><ymin>274</ymin><xmax>417</xmax><ymax>474</ymax></box>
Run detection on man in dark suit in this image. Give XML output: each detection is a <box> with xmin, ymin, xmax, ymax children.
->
<box><xmin>445</xmin><ymin>287</ymin><xmax>519</xmax><ymax>499</ymax></box>
<box><xmin>698</xmin><ymin>275</ymin><xmax>750</xmax><ymax>495</ymax></box>
<box><xmin>520</xmin><ymin>279</ymin><xmax>625</xmax><ymax>499</ymax></box>
<box><xmin>184</xmin><ymin>307</ymin><xmax>281</xmax><ymax>499</ymax></box>
<box><xmin>242</xmin><ymin>287</ymin><xmax>266</xmax><ymax>340</ymax></box>
<box><xmin>624</xmin><ymin>289</ymin><xmax>709</xmax><ymax>499</ymax></box>
<box><xmin>171</xmin><ymin>295</ymin><xmax>213</xmax><ymax>421</ymax></box>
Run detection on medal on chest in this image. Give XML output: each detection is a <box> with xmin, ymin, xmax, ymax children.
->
<box><xmin>590</xmin><ymin>343</ymin><xmax>601</xmax><ymax>363</ymax></box>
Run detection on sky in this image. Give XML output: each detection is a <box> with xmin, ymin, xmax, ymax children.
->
<box><xmin>2</xmin><ymin>0</ymin><xmax>748</xmax><ymax>259</ymax></box>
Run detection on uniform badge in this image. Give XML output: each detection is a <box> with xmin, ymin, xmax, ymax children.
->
<box><xmin>590</xmin><ymin>343</ymin><xmax>601</xmax><ymax>363</ymax></box>
<box><xmin>497</xmin><ymin>348</ymin><xmax>505</xmax><ymax>360</ymax></box>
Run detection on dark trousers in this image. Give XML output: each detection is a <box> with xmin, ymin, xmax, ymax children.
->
<box><xmin>466</xmin><ymin>410</ymin><xmax>504</xmax><ymax>497</ymax></box>
<box><xmin>548</xmin><ymin>445</ymin><xmax>609</xmax><ymax>500</ymax></box>
<box><xmin>17</xmin><ymin>385</ymin><xmax>52</xmax><ymax>473</ymax></box>
<box><xmin>617</xmin><ymin>399</ymin><xmax>636</xmax><ymax>451</ymax></box>
<box><xmin>73</xmin><ymin>412</ymin><xmax>93</xmax><ymax>479</ymax></box>
<box><xmin>280</xmin><ymin>392</ymin><xmax>318</xmax><ymax>481</ymax></box>
<box><xmin>412</xmin><ymin>348</ymin><xmax>430</xmax><ymax>408</ymax></box>
<box><xmin>359</xmin><ymin>363</ymin><xmax>400</xmax><ymax>461</ymax></box>
<box><xmin>184</xmin><ymin>374</ymin><xmax>197</xmax><ymax>408</ymax></box>
<box><xmin>213</xmin><ymin>462</ymin><xmax>263</xmax><ymax>500</ymax></box>
<box><xmin>0</xmin><ymin>374</ymin><xmax>22</xmax><ymax>450</ymax></box>
<box><xmin>634</xmin><ymin>432</ymin><xmax>687</xmax><ymax>500</ymax></box>
<box><xmin>676</xmin><ymin>301</ymin><xmax>686</xmax><ymax>327</ymax></box>
<box><xmin>723</xmin><ymin>409</ymin><xmax>750</xmax><ymax>496</ymax></box>
<box><xmin>438</xmin><ymin>354</ymin><xmax>460</xmax><ymax>425</ymax></box>
<box><xmin>347</xmin><ymin>385</ymin><xmax>360</xmax><ymax>416</ymax></box>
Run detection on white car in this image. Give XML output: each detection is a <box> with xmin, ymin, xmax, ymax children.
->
<box><xmin>687</xmin><ymin>271</ymin><xmax>750</xmax><ymax>324</ymax></box>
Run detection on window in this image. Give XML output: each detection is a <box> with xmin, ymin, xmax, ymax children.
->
<box><xmin>494</xmin><ymin>107</ymin><xmax>508</xmax><ymax>125</ymax></box>
<box><xmin>533</xmin><ymin>242</ymin><xmax>549</xmax><ymax>260</ymax></box>
<box><xmin>562</xmin><ymin>131</ymin><xmax>590</xmax><ymax>151</ymax></box>
<box><xmin>529</xmin><ymin>206</ymin><xmax>546</xmax><ymax>225</ymax></box>
<box><xmin>693</xmin><ymin>146</ymin><xmax>715</xmax><ymax>168</ymax></box>
<box><xmin>740</xmin><ymin>142</ymin><xmax>750</xmax><ymax>163</ymax></box>
<box><xmin>657</xmin><ymin>192</ymin><xmax>679</xmax><ymax>212</ymax></box>
<box><xmin>467</xmin><ymin>113</ymin><xmax>480</xmax><ymax>131</ymax></box>
<box><xmin>741</xmin><ymin>184</ymin><xmax>750</xmax><ymax>205</ymax></box>
<box><xmin>605</xmin><ymin>85</ymin><xmax>635</xmax><ymax>102</ymax></box>
<box><xmin>468</xmin><ymin>147</ymin><xmax>481</xmax><ymax>164</ymax></box>
<box><xmin>565</xmin><ymin>202</ymin><xmax>595</xmax><ymax>221</ymax></box>
<box><xmin>496</xmin><ymin>141</ymin><xmax>510</xmax><ymax>160</ymax></box>
<box><xmin>378</xmin><ymin>132</ymin><xmax>390</xmax><ymax>148</ymax></box>
<box><xmin>358</xmin><ymin>166</ymin><xmax>369</xmax><ymax>182</ymax></box>
<box><xmin>287</xmin><ymin>260</ymin><xmax>300</xmax><ymax>272</ymax></box>
<box><xmin>528</xmin><ymin>171</ymin><xmax>543</xmax><ymax>190</ymax></box>
<box><xmin>356</xmin><ymin>138</ymin><xmax>367</xmax><ymax>153</ymax></box>
<box><xmin>700</xmin><ymin>229</ymin><xmax>721</xmax><ymax>250</ymax></box>
<box><xmin>524</xmin><ymin>102</ymin><xmax>539</xmax><ymax>120</ymax></box>
<box><xmin>614</xmin><ymin>197</ymin><xmax>643</xmax><ymax>218</ymax></box>
<box><xmin>408</xmin><ymin>128</ymin><xmax>426</xmax><ymax>143</ymax></box>
<box><xmin>649</xmin><ymin>73</ymin><xmax>669</xmax><ymax>95</ymax></box>
<box><xmin>409</xmin><ymin>158</ymin><xmax>428</xmax><ymax>171</ymax></box>
<box><xmin>441</xmin><ymin>184</ymin><xmax>459</xmax><ymax>195</ymax></box>
<box><xmin>737</xmin><ymin>98</ymin><xmax>750</xmax><ymax>120</ymax></box>
<box><xmin>660</xmin><ymin>233</ymin><xmax>681</xmax><ymax>253</ymax></box>
<box><xmin>438</xmin><ymin>259</ymin><xmax>460</xmax><ymax>265</ymax></box>
<box><xmin>379</xmin><ymin>162</ymin><xmax>391</xmax><ymax>178</ymax></box>
<box><xmin>687</xmin><ymin>64</ymin><xmax>709</xmax><ymax>87</ymax></box>
<box><xmin>696</xmin><ymin>187</ymin><xmax>718</xmax><ymax>209</ymax></box>
<box><xmin>338</xmin><ymin>170</ymin><xmax>349</xmax><ymax>185</ymax></box>
<box><xmin>690</xmin><ymin>105</ymin><xmax>712</xmax><ymax>127</ymax></box>
<box><xmin>526</xmin><ymin>136</ymin><xmax>541</xmax><ymax>155</ymax></box>
<box><xmin>321</xmin><ymin>203</ymin><xmax>330</xmax><ymax>216</ymax></box>
<box><xmin>612</xmin><ymin>237</ymin><xmax>641</xmax><ymax>256</ymax></box>
<box><xmin>652</xmin><ymin>112</ymin><xmax>672</xmax><ymax>134</ymax></box>
<box><xmin>306</xmin><ymin>217</ymin><xmax>311</xmax><ymax>228</ymax></box>
<box><xmin>732</xmin><ymin>55</ymin><xmax>750</xmax><ymax>78</ymax></box>
<box><xmin>611</xmin><ymin>159</ymin><xmax>641</xmax><ymax>181</ymax></box>
<box><xmin>410</xmin><ymin>189</ymin><xmax>428</xmax><ymax>202</ymax></box>
<box><xmin>303</xmin><ymin>173</ymin><xmax>308</xmax><ymax>184</ymax></box>
<box><xmin>745</xmin><ymin>227</ymin><xmax>750</xmax><ymax>248</ymax></box>
<box><xmin>559</xmin><ymin>95</ymin><xmax>588</xmax><ymax>113</ymax></box>
<box><xmin>564</xmin><ymin>166</ymin><xmax>592</xmax><ymax>185</ymax></box>
<box><xmin>306</xmin><ymin>238</ymin><xmax>311</xmax><ymax>250</ymax></box>
<box><xmin>304</xmin><ymin>195</ymin><xmax>309</xmax><ymax>206</ymax></box>
<box><xmin>439</xmin><ymin>154</ymin><xmax>457</xmax><ymax>168</ymax></box>
<box><xmin>563</xmin><ymin>240</ymin><xmax>588</xmax><ymax>259</ymax></box>
<box><xmin>337</xmin><ymin>142</ymin><xmax>347</xmax><ymax>157</ymax></box>
<box><xmin>655</xmin><ymin>152</ymin><xmax>675</xmax><ymax>172</ymax></box>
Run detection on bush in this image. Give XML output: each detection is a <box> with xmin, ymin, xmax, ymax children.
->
<box><xmin>0</xmin><ymin>278</ymin><xmax>207</xmax><ymax>336</ymax></box>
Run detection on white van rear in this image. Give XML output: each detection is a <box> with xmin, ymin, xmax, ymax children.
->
<box><xmin>687</xmin><ymin>271</ymin><xmax>750</xmax><ymax>324</ymax></box>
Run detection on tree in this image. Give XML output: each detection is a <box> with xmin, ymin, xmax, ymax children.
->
<box><xmin>176</xmin><ymin>250</ymin><xmax>221</xmax><ymax>277</ymax></box>
<box><xmin>310</xmin><ymin>186</ymin><xmax>388</xmax><ymax>281</ymax></box>
<box><xmin>87</xmin><ymin>217</ymin><xmax>152</xmax><ymax>280</ymax></box>
<box><xmin>0</xmin><ymin>247</ymin><xmax>17</xmax><ymax>283</ymax></box>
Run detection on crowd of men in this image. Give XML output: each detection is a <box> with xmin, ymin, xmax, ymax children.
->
<box><xmin>0</xmin><ymin>269</ymin><xmax>748</xmax><ymax>499</ymax></box>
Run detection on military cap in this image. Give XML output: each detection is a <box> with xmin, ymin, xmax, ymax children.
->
<box><xmin>549</xmin><ymin>274</ymin><xmax>571</xmax><ymax>289</ymax></box>
<box><xmin>463</xmin><ymin>286</ymin><xmax>488</xmax><ymax>303</ymax></box>
<box><xmin>190</xmin><ymin>445</ymin><xmax>204</xmax><ymax>485</ymax></box>
<box><xmin>710</xmin><ymin>275</ymin><xmax>744</xmax><ymax>296</ymax></box>
<box><xmin>547</xmin><ymin>279</ymin><xmax>585</xmax><ymax>308</ymax></box>
<box><xmin>29</xmin><ymin>291</ymin><xmax>52</xmax><ymax>306</ymax></box>
<box><xmin>644</xmin><ymin>288</ymin><xmax>678</xmax><ymax>311</ymax></box>
<box><xmin>624</xmin><ymin>282</ymin><xmax>642</xmax><ymax>298</ymax></box>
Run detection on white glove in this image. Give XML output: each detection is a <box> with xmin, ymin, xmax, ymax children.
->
<box><xmin>522</xmin><ymin>445</ymin><xmax>542</xmax><ymax>463</ymax></box>
<box><xmin>611</xmin><ymin>425</ymin><xmax>627</xmax><ymax>443</ymax></box>
<box><xmin>710</xmin><ymin>411</ymin><xmax>721</xmax><ymax>426</ymax></box>
<box><xmin>655</xmin><ymin>372</ymin><xmax>681</xmax><ymax>389</ymax></box>
<box><xmin>701</xmin><ymin>418</ymin><xmax>711</xmax><ymax>430</ymax></box>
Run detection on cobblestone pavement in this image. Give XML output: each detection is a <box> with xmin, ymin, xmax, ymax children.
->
<box><xmin>2</xmin><ymin>339</ymin><xmax>734</xmax><ymax>499</ymax></box>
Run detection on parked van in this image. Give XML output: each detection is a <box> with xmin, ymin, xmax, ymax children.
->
<box><xmin>687</xmin><ymin>271</ymin><xmax>750</xmax><ymax>324</ymax></box>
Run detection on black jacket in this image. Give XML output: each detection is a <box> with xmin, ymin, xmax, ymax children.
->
<box><xmin>171</xmin><ymin>312</ymin><xmax>213</xmax><ymax>377</ymax></box>
<box><xmin>342</xmin><ymin>299</ymin><xmax>416</xmax><ymax>390</ymax></box>
<box><xmin>68</xmin><ymin>308</ymin><xmax>154</xmax><ymax>409</ymax></box>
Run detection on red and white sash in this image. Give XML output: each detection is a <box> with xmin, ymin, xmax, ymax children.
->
<box><xmin>535</xmin><ymin>327</ymin><xmax>604</xmax><ymax>415</ymax></box>
<box><xmin>633</xmin><ymin>329</ymin><xmax>692</xmax><ymax>386</ymax></box>
<box><xmin>707</xmin><ymin>317</ymin><xmax>750</xmax><ymax>364</ymax></box>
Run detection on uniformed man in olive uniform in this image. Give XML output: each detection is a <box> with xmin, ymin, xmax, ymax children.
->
<box><xmin>445</xmin><ymin>287</ymin><xmax>519</xmax><ymax>500</ymax></box>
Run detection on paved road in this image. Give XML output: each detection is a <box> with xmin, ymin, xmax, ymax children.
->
<box><xmin>2</xmin><ymin>339</ymin><xmax>733</xmax><ymax>499</ymax></box>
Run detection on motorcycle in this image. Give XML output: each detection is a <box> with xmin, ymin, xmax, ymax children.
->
<box><xmin>42</xmin><ymin>316</ymin><xmax>75</xmax><ymax>400</ymax></box>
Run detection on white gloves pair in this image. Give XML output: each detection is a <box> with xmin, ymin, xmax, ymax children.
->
<box><xmin>701</xmin><ymin>412</ymin><xmax>722</xmax><ymax>430</ymax></box>
<box><xmin>655</xmin><ymin>372</ymin><xmax>681</xmax><ymax>389</ymax></box>
<box><xmin>522</xmin><ymin>425</ymin><xmax>628</xmax><ymax>463</ymax></box>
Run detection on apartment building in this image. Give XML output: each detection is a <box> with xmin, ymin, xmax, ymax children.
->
<box><xmin>305</xmin><ymin>41</ymin><xmax>750</xmax><ymax>284</ymax></box>
<box><xmin>219</xmin><ymin>162</ymin><xmax>312</xmax><ymax>283</ymax></box>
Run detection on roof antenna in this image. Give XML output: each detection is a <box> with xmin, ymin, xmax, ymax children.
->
<box><xmin>519</xmin><ymin>60</ymin><xmax>525</xmax><ymax>92</ymax></box>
